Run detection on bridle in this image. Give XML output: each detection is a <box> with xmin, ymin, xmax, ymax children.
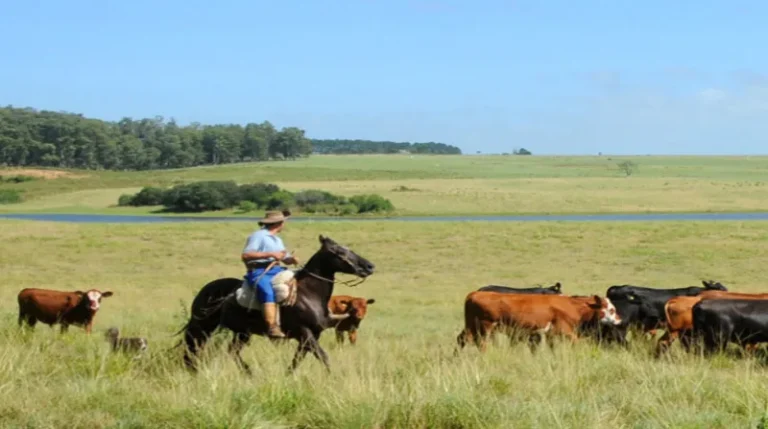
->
<box><xmin>298</xmin><ymin>246</ymin><xmax>369</xmax><ymax>288</ymax></box>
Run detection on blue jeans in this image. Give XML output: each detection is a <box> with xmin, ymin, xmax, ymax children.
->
<box><xmin>244</xmin><ymin>266</ymin><xmax>287</xmax><ymax>304</ymax></box>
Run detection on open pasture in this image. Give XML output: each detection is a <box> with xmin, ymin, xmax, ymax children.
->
<box><xmin>3</xmin><ymin>219</ymin><xmax>768</xmax><ymax>428</ymax></box>
<box><xmin>4</xmin><ymin>155</ymin><xmax>768</xmax><ymax>216</ymax></box>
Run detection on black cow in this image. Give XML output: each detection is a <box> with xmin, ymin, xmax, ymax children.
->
<box><xmin>602</xmin><ymin>280</ymin><xmax>728</xmax><ymax>343</ymax></box>
<box><xmin>477</xmin><ymin>282</ymin><xmax>562</xmax><ymax>295</ymax></box>
<box><xmin>691</xmin><ymin>298</ymin><xmax>768</xmax><ymax>354</ymax></box>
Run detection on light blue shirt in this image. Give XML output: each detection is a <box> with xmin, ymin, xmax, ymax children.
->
<box><xmin>242</xmin><ymin>228</ymin><xmax>290</xmax><ymax>264</ymax></box>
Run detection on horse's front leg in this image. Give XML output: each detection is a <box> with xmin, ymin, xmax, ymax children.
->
<box><xmin>288</xmin><ymin>328</ymin><xmax>330</xmax><ymax>374</ymax></box>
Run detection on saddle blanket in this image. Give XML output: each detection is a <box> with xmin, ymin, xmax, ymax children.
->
<box><xmin>235</xmin><ymin>269</ymin><xmax>297</xmax><ymax>310</ymax></box>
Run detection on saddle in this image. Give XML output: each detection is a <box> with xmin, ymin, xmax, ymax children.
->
<box><xmin>235</xmin><ymin>269</ymin><xmax>299</xmax><ymax>312</ymax></box>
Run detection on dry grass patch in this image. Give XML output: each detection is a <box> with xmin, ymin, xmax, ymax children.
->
<box><xmin>0</xmin><ymin>167</ymin><xmax>89</xmax><ymax>179</ymax></box>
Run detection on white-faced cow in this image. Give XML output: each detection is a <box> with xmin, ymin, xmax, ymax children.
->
<box><xmin>18</xmin><ymin>288</ymin><xmax>114</xmax><ymax>334</ymax></box>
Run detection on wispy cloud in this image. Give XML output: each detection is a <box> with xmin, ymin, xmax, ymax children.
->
<box><xmin>731</xmin><ymin>70</ymin><xmax>768</xmax><ymax>87</ymax></box>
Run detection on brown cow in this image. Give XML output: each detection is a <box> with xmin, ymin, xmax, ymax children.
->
<box><xmin>657</xmin><ymin>290</ymin><xmax>768</xmax><ymax>356</ymax></box>
<box><xmin>18</xmin><ymin>288</ymin><xmax>114</xmax><ymax>333</ymax></box>
<box><xmin>328</xmin><ymin>295</ymin><xmax>375</xmax><ymax>345</ymax></box>
<box><xmin>455</xmin><ymin>291</ymin><xmax>622</xmax><ymax>353</ymax></box>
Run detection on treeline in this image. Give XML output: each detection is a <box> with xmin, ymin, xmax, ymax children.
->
<box><xmin>311</xmin><ymin>139</ymin><xmax>462</xmax><ymax>155</ymax></box>
<box><xmin>119</xmin><ymin>181</ymin><xmax>394</xmax><ymax>215</ymax></box>
<box><xmin>0</xmin><ymin>106</ymin><xmax>312</xmax><ymax>170</ymax></box>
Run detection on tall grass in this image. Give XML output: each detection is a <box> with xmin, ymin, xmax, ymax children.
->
<box><xmin>2</xmin><ymin>220</ymin><xmax>768</xmax><ymax>427</ymax></box>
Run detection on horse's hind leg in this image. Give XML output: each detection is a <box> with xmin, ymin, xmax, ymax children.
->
<box><xmin>229</xmin><ymin>332</ymin><xmax>253</xmax><ymax>375</ymax></box>
<box><xmin>183</xmin><ymin>322</ymin><xmax>218</xmax><ymax>372</ymax></box>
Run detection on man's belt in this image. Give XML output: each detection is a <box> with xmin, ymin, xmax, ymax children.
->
<box><xmin>246</xmin><ymin>261</ymin><xmax>275</xmax><ymax>270</ymax></box>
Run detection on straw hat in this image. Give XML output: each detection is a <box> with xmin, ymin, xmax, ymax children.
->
<box><xmin>258</xmin><ymin>209</ymin><xmax>291</xmax><ymax>225</ymax></box>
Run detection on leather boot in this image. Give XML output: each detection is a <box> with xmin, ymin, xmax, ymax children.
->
<box><xmin>263</xmin><ymin>303</ymin><xmax>285</xmax><ymax>338</ymax></box>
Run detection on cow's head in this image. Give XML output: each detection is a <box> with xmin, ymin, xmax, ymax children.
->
<box><xmin>587</xmin><ymin>295</ymin><xmax>622</xmax><ymax>325</ymax></box>
<box><xmin>338</xmin><ymin>297</ymin><xmax>376</xmax><ymax>320</ymax></box>
<box><xmin>76</xmin><ymin>289</ymin><xmax>114</xmax><ymax>311</ymax></box>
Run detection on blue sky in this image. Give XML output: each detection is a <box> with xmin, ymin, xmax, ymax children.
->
<box><xmin>1</xmin><ymin>0</ymin><xmax>767</xmax><ymax>155</ymax></box>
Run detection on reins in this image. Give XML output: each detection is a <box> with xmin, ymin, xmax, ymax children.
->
<box><xmin>239</xmin><ymin>245</ymin><xmax>368</xmax><ymax>304</ymax></box>
<box><xmin>304</xmin><ymin>271</ymin><xmax>368</xmax><ymax>287</ymax></box>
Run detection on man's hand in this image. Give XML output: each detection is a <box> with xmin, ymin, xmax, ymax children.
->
<box><xmin>284</xmin><ymin>256</ymin><xmax>300</xmax><ymax>266</ymax></box>
<box><xmin>272</xmin><ymin>251</ymin><xmax>287</xmax><ymax>261</ymax></box>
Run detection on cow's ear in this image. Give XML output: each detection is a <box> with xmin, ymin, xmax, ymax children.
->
<box><xmin>366</xmin><ymin>298</ymin><xmax>376</xmax><ymax>305</ymax></box>
<box><xmin>101</xmin><ymin>291</ymin><xmax>114</xmax><ymax>298</ymax></box>
<box><xmin>74</xmin><ymin>290</ymin><xmax>85</xmax><ymax>296</ymax></box>
<box><xmin>589</xmin><ymin>295</ymin><xmax>603</xmax><ymax>308</ymax></box>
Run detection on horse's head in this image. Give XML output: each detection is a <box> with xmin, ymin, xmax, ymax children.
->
<box><xmin>318</xmin><ymin>235</ymin><xmax>375</xmax><ymax>278</ymax></box>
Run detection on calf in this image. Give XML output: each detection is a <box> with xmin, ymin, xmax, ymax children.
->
<box><xmin>105</xmin><ymin>327</ymin><xmax>148</xmax><ymax>355</ymax></box>
<box><xmin>455</xmin><ymin>291</ymin><xmax>621</xmax><ymax>353</ymax></box>
<box><xmin>328</xmin><ymin>295</ymin><xmax>375</xmax><ymax>345</ymax></box>
<box><xmin>691</xmin><ymin>298</ymin><xmax>768</xmax><ymax>354</ymax></box>
<box><xmin>18</xmin><ymin>288</ymin><xmax>113</xmax><ymax>333</ymax></box>
<box><xmin>477</xmin><ymin>282</ymin><xmax>562</xmax><ymax>295</ymax></box>
<box><xmin>657</xmin><ymin>290</ymin><xmax>768</xmax><ymax>356</ymax></box>
<box><xmin>604</xmin><ymin>280</ymin><xmax>728</xmax><ymax>342</ymax></box>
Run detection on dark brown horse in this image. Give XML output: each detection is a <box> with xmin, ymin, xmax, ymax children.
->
<box><xmin>178</xmin><ymin>235</ymin><xmax>376</xmax><ymax>374</ymax></box>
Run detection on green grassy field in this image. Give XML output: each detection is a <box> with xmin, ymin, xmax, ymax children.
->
<box><xmin>3</xmin><ymin>154</ymin><xmax>768</xmax><ymax>216</ymax></box>
<box><xmin>3</xmin><ymin>219</ymin><xmax>768</xmax><ymax>428</ymax></box>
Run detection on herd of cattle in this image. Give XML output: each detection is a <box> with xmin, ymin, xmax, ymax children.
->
<box><xmin>14</xmin><ymin>278</ymin><xmax>768</xmax><ymax>358</ymax></box>
<box><xmin>14</xmin><ymin>287</ymin><xmax>376</xmax><ymax>354</ymax></box>
<box><xmin>456</xmin><ymin>280</ymin><xmax>768</xmax><ymax>356</ymax></box>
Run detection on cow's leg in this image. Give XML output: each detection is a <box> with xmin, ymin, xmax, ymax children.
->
<box><xmin>348</xmin><ymin>330</ymin><xmax>357</xmax><ymax>345</ymax></box>
<box><xmin>335</xmin><ymin>329</ymin><xmax>345</xmax><ymax>345</ymax></box>
<box><xmin>60</xmin><ymin>324</ymin><xmax>69</xmax><ymax>334</ymax></box>
<box><xmin>85</xmin><ymin>320</ymin><xmax>93</xmax><ymax>334</ymax></box>
<box><xmin>553</xmin><ymin>320</ymin><xmax>578</xmax><ymax>344</ymax></box>
<box><xmin>229</xmin><ymin>332</ymin><xmax>253</xmax><ymax>375</ymax></box>
<box><xmin>19</xmin><ymin>312</ymin><xmax>36</xmax><ymax>329</ymax></box>
<box><xmin>477</xmin><ymin>321</ymin><xmax>496</xmax><ymax>352</ymax></box>
<box><xmin>655</xmin><ymin>330</ymin><xmax>678</xmax><ymax>358</ymax></box>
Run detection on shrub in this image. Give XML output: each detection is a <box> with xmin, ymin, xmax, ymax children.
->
<box><xmin>112</xmin><ymin>180</ymin><xmax>385</xmax><ymax>216</ymax></box>
<box><xmin>117</xmin><ymin>194</ymin><xmax>135</xmax><ymax>206</ymax></box>
<box><xmin>128</xmin><ymin>186</ymin><xmax>166</xmax><ymax>206</ymax></box>
<box><xmin>0</xmin><ymin>175</ymin><xmax>35</xmax><ymax>183</ymax></box>
<box><xmin>0</xmin><ymin>189</ymin><xmax>23</xmax><ymax>204</ymax></box>
<box><xmin>162</xmin><ymin>181</ymin><xmax>241</xmax><ymax>212</ymax></box>
<box><xmin>392</xmin><ymin>185</ymin><xmax>420</xmax><ymax>192</ymax></box>
<box><xmin>266</xmin><ymin>190</ymin><xmax>295</xmax><ymax>210</ymax></box>
<box><xmin>349</xmin><ymin>194</ymin><xmax>395</xmax><ymax>213</ymax></box>
<box><xmin>293</xmin><ymin>189</ymin><xmax>350</xmax><ymax>214</ymax></box>
<box><xmin>237</xmin><ymin>200</ymin><xmax>258</xmax><ymax>213</ymax></box>
<box><xmin>293</xmin><ymin>189</ymin><xmax>347</xmax><ymax>207</ymax></box>
<box><xmin>240</xmin><ymin>183</ymin><xmax>281</xmax><ymax>207</ymax></box>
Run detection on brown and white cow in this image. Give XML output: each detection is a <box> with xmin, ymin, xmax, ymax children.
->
<box><xmin>455</xmin><ymin>291</ymin><xmax>621</xmax><ymax>353</ymax></box>
<box><xmin>657</xmin><ymin>289</ymin><xmax>768</xmax><ymax>356</ymax></box>
<box><xmin>18</xmin><ymin>288</ymin><xmax>114</xmax><ymax>333</ymax></box>
<box><xmin>328</xmin><ymin>295</ymin><xmax>375</xmax><ymax>345</ymax></box>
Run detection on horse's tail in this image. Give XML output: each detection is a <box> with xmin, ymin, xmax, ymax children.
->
<box><xmin>179</xmin><ymin>277</ymin><xmax>243</xmax><ymax>368</ymax></box>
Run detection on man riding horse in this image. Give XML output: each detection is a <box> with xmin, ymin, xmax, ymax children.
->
<box><xmin>241</xmin><ymin>209</ymin><xmax>299</xmax><ymax>338</ymax></box>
